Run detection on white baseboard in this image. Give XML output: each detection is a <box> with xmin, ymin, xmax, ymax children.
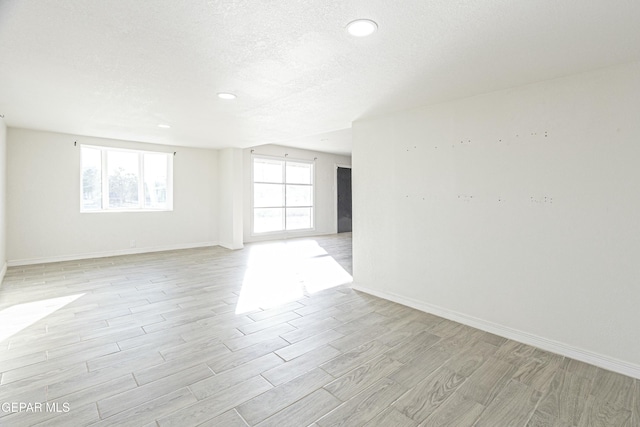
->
<box><xmin>352</xmin><ymin>284</ymin><xmax>640</xmax><ymax>380</ymax></box>
<box><xmin>244</xmin><ymin>230</ymin><xmax>336</xmax><ymax>244</ymax></box>
<box><xmin>219</xmin><ymin>241</ymin><xmax>244</xmax><ymax>250</ymax></box>
<box><xmin>0</xmin><ymin>262</ymin><xmax>6</xmax><ymax>287</ymax></box>
<box><xmin>7</xmin><ymin>242</ymin><xmax>219</xmax><ymax>267</ymax></box>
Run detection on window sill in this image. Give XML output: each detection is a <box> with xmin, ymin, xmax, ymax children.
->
<box><xmin>80</xmin><ymin>209</ymin><xmax>173</xmax><ymax>214</ymax></box>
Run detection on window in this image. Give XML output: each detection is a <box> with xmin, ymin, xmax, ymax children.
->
<box><xmin>253</xmin><ymin>156</ymin><xmax>314</xmax><ymax>233</ymax></box>
<box><xmin>81</xmin><ymin>145</ymin><xmax>173</xmax><ymax>212</ymax></box>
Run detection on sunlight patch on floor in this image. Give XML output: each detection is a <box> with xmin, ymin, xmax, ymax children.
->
<box><xmin>0</xmin><ymin>293</ymin><xmax>85</xmax><ymax>344</ymax></box>
<box><xmin>236</xmin><ymin>239</ymin><xmax>352</xmax><ymax>314</ymax></box>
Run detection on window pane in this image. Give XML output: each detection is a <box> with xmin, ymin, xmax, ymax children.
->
<box><xmin>144</xmin><ymin>153</ymin><xmax>168</xmax><ymax>209</ymax></box>
<box><xmin>107</xmin><ymin>151</ymin><xmax>139</xmax><ymax>208</ymax></box>
<box><xmin>286</xmin><ymin>162</ymin><xmax>312</xmax><ymax>184</ymax></box>
<box><xmin>254</xmin><ymin>208</ymin><xmax>284</xmax><ymax>233</ymax></box>
<box><xmin>254</xmin><ymin>159</ymin><xmax>283</xmax><ymax>183</ymax></box>
<box><xmin>286</xmin><ymin>207</ymin><xmax>312</xmax><ymax>230</ymax></box>
<box><xmin>81</xmin><ymin>147</ymin><xmax>102</xmax><ymax>210</ymax></box>
<box><xmin>254</xmin><ymin>183</ymin><xmax>284</xmax><ymax>208</ymax></box>
<box><xmin>286</xmin><ymin>185</ymin><xmax>312</xmax><ymax>207</ymax></box>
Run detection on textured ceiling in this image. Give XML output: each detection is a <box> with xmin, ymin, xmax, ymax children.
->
<box><xmin>1</xmin><ymin>1</ymin><xmax>639</xmax><ymax>155</ymax></box>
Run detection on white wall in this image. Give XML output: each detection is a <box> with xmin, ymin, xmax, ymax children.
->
<box><xmin>218</xmin><ymin>148</ymin><xmax>244</xmax><ymax>249</ymax></box>
<box><xmin>7</xmin><ymin>128</ymin><xmax>219</xmax><ymax>264</ymax></box>
<box><xmin>0</xmin><ymin>118</ymin><xmax>6</xmax><ymax>283</ymax></box>
<box><xmin>353</xmin><ymin>61</ymin><xmax>640</xmax><ymax>377</ymax></box>
<box><xmin>243</xmin><ymin>144</ymin><xmax>351</xmax><ymax>243</ymax></box>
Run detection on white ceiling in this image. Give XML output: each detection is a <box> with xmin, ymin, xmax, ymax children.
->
<box><xmin>1</xmin><ymin>1</ymin><xmax>639</xmax><ymax>156</ymax></box>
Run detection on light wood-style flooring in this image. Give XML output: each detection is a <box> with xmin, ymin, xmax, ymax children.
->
<box><xmin>0</xmin><ymin>233</ymin><xmax>637</xmax><ymax>426</ymax></box>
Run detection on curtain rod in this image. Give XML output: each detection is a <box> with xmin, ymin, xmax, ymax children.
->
<box><xmin>251</xmin><ymin>149</ymin><xmax>317</xmax><ymax>161</ymax></box>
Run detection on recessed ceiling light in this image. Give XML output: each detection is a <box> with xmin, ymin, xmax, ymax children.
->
<box><xmin>346</xmin><ymin>19</ymin><xmax>378</xmax><ymax>37</ymax></box>
<box><xmin>158</xmin><ymin>124</ymin><xmax>171</xmax><ymax>128</ymax></box>
<box><xmin>217</xmin><ymin>92</ymin><xmax>237</xmax><ymax>100</ymax></box>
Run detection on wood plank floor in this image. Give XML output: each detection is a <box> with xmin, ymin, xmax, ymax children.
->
<box><xmin>0</xmin><ymin>233</ymin><xmax>637</xmax><ymax>426</ymax></box>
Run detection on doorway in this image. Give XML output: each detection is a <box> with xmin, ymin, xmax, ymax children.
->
<box><xmin>337</xmin><ymin>166</ymin><xmax>352</xmax><ymax>233</ymax></box>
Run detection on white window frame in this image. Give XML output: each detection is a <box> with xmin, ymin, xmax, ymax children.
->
<box><xmin>80</xmin><ymin>144</ymin><xmax>174</xmax><ymax>213</ymax></box>
<box><xmin>251</xmin><ymin>154</ymin><xmax>315</xmax><ymax>235</ymax></box>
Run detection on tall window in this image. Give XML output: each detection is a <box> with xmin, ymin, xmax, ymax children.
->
<box><xmin>253</xmin><ymin>156</ymin><xmax>314</xmax><ymax>233</ymax></box>
<box><xmin>81</xmin><ymin>145</ymin><xmax>173</xmax><ymax>212</ymax></box>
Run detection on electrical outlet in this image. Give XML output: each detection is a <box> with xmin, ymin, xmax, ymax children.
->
<box><xmin>130</xmin><ymin>240</ymin><xmax>136</xmax><ymax>248</ymax></box>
